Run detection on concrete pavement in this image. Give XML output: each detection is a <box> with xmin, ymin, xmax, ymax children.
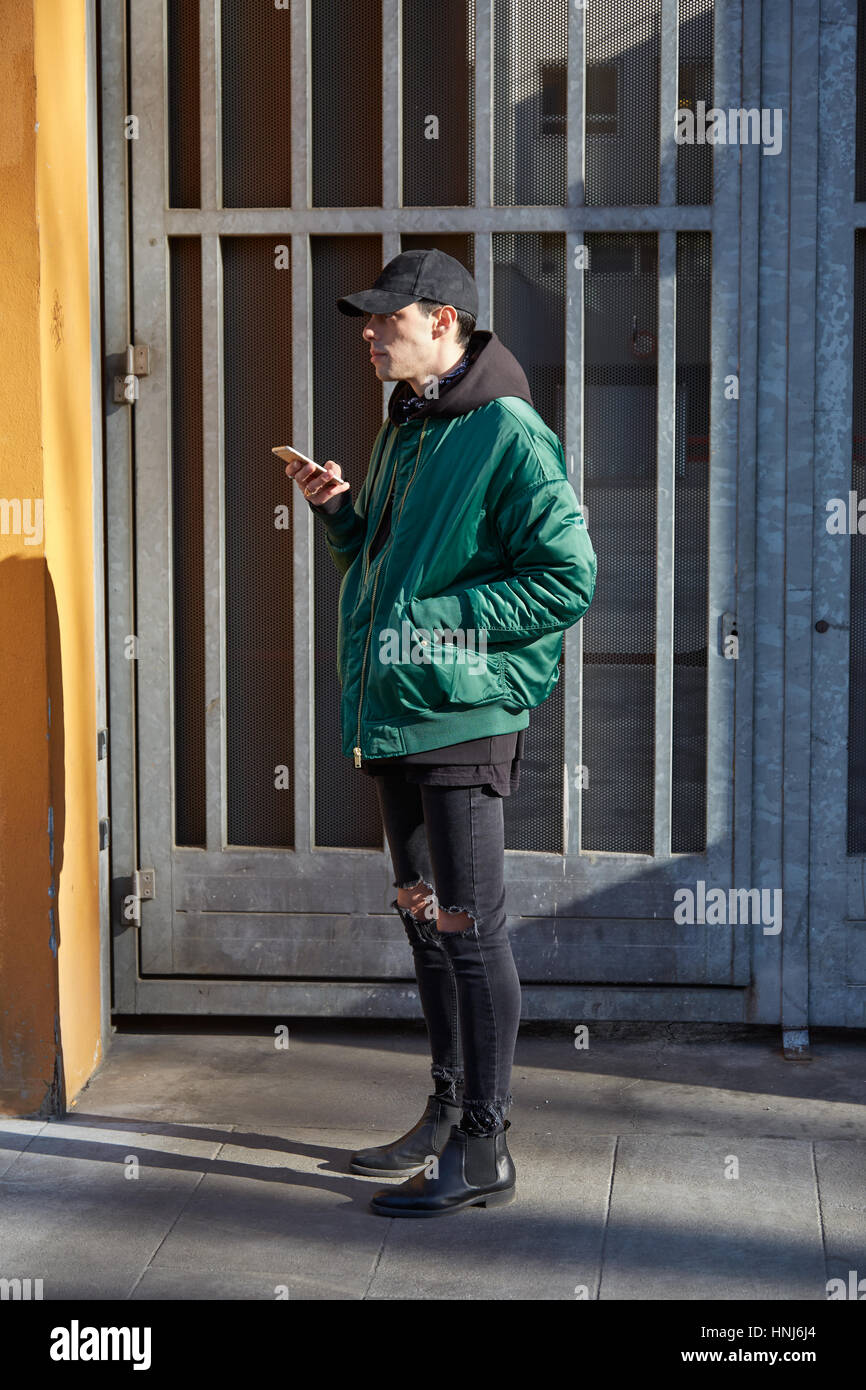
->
<box><xmin>0</xmin><ymin>1021</ymin><xmax>864</xmax><ymax>1300</ymax></box>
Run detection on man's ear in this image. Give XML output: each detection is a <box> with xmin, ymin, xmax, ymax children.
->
<box><xmin>433</xmin><ymin>304</ymin><xmax>458</xmax><ymax>339</ymax></box>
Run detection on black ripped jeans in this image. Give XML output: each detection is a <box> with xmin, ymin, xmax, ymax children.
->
<box><xmin>372</xmin><ymin>774</ymin><xmax>523</xmax><ymax>1134</ymax></box>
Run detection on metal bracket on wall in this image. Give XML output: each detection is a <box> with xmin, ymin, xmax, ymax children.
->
<box><xmin>112</xmin><ymin>343</ymin><xmax>150</xmax><ymax>404</ymax></box>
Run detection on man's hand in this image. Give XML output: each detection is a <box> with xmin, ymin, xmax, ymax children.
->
<box><xmin>284</xmin><ymin>456</ymin><xmax>350</xmax><ymax>515</ymax></box>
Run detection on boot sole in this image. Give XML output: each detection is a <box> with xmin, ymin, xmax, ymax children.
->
<box><xmin>369</xmin><ymin>1184</ymin><xmax>517</xmax><ymax>1217</ymax></box>
<box><xmin>349</xmin><ymin>1159</ymin><xmax>428</xmax><ymax>1177</ymax></box>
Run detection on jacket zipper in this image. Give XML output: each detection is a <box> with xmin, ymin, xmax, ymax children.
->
<box><xmin>353</xmin><ymin>420</ymin><xmax>429</xmax><ymax>767</ymax></box>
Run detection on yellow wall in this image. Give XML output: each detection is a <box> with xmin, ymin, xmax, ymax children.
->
<box><xmin>0</xmin><ymin>0</ymin><xmax>103</xmax><ymax>1114</ymax></box>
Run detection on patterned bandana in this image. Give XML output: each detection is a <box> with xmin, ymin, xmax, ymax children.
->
<box><xmin>390</xmin><ymin>349</ymin><xmax>472</xmax><ymax>425</ymax></box>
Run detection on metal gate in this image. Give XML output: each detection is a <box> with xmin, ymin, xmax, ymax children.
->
<box><xmin>105</xmin><ymin>0</ymin><xmax>756</xmax><ymax>1019</ymax></box>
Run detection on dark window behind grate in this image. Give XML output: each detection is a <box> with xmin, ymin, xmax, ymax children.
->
<box><xmin>585</xmin><ymin>0</ymin><xmax>660</xmax><ymax>206</ymax></box>
<box><xmin>167</xmin><ymin>0</ymin><xmax>200</xmax><ymax>208</ymax></box>
<box><xmin>221</xmin><ymin>0</ymin><xmax>291</xmax><ymax>208</ymax></box>
<box><xmin>403</xmin><ymin>0</ymin><xmax>475</xmax><ymax>206</ymax></box>
<box><xmin>492</xmin><ymin>233</ymin><xmax>566</xmax><ymax>853</ymax></box>
<box><xmin>169</xmin><ymin>238</ymin><xmax>206</xmax><ymax>846</ymax></box>
<box><xmin>857</xmin><ymin>0</ymin><xmax>866</xmax><ymax>201</ymax></box>
<box><xmin>848</xmin><ymin>231</ymin><xmax>866</xmax><ymax>851</ymax></box>
<box><xmin>677</xmin><ymin>0</ymin><xmax>714</xmax><ymax>205</ymax></box>
<box><xmin>312</xmin><ymin>237</ymin><xmax>386</xmax><ymax>849</ymax></box>
<box><xmin>672</xmin><ymin>232</ymin><xmax>711</xmax><ymax>852</ymax></box>
<box><xmin>493</xmin><ymin>0</ymin><xmax>568</xmax><ymax>206</ymax></box>
<box><xmin>222</xmin><ymin>238</ymin><xmax>294</xmax><ymax>847</ymax></box>
<box><xmin>312</xmin><ymin>0</ymin><xmax>382</xmax><ymax>208</ymax></box>
<box><xmin>581</xmin><ymin>234</ymin><xmax>658</xmax><ymax>854</ymax></box>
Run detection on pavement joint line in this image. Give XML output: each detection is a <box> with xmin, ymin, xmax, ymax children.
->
<box><xmin>595</xmin><ymin>1134</ymin><xmax>619</xmax><ymax>1303</ymax></box>
<box><xmin>0</xmin><ymin>1121</ymin><xmax>51</xmax><ymax>1179</ymax></box>
<box><xmin>810</xmin><ymin>1138</ymin><xmax>831</xmax><ymax>1289</ymax></box>
<box><xmin>362</xmin><ymin>1222</ymin><xmax>394</xmax><ymax>1301</ymax></box>
<box><xmin>127</xmin><ymin>1143</ymin><xmax>234</xmax><ymax>1297</ymax></box>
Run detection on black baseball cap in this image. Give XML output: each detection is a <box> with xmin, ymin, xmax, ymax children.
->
<box><xmin>336</xmin><ymin>248</ymin><xmax>478</xmax><ymax>319</ymax></box>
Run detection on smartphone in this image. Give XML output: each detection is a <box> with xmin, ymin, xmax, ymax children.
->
<box><xmin>271</xmin><ymin>444</ymin><xmax>327</xmax><ymax>473</ymax></box>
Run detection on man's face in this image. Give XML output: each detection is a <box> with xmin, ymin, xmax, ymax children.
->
<box><xmin>362</xmin><ymin>302</ymin><xmax>442</xmax><ymax>383</ymax></box>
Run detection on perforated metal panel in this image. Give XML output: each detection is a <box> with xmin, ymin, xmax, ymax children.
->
<box><xmin>493</xmin><ymin>0</ymin><xmax>568</xmax><ymax>206</ymax></box>
<box><xmin>848</xmin><ymin>229</ymin><xmax>866</xmax><ymax>852</ymax></box>
<box><xmin>677</xmin><ymin>0</ymin><xmax>714</xmax><ymax>206</ymax></box>
<box><xmin>166</xmin><ymin>0</ymin><xmax>200</xmax><ymax>208</ymax></box>
<box><xmin>222</xmin><ymin>238</ymin><xmax>294</xmax><ymax>847</ymax></box>
<box><xmin>168</xmin><ymin>237</ymin><xmax>206</xmax><ymax>845</ymax></box>
<box><xmin>585</xmin><ymin>0</ymin><xmax>660</xmax><ymax>206</ymax></box>
<box><xmin>311</xmin><ymin>0</ymin><xmax>382</xmax><ymax>207</ymax></box>
<box><xmin>221</xmin><ymin>0</ymin><xmax>292</xmax><ymax>207</ymax></box>
<box><xmin>491</xmin><ymin>233</ymin><xmax>566</xmax><ymax>852</ymax></box>
<box><xmin>403</xmin><ymin>0</ymin><xmax>475</xmax><ymax>206</ymax></box>
<box><xmin>581</xmin><ymin>234</ymin><xmax>658</xmax><ymax>854</ymax></box>
<box><xmin>401</xmin><ymin>234</ymin><xmax>474</xmax><ymax>273</ymax></box>
<box><xmin>672</xmin><ymin>231</ymin><xmax>711</xmax><ymax>852</ymax></box>
<box><xmin>311</xmin><ymin>236</ymin><xmax>386</xmax><ymax>849</ymax></box>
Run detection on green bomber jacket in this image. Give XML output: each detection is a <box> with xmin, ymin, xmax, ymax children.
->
<box><xmin>309</xmin><ymin>330</ymin><xmax>597</xmax><ymax>767</ymax></box>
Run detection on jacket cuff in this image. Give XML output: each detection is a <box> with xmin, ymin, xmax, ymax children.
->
<box><xmin>308</xmin><ymin>489</ymin><xmax>355</xmax><ymax>536</ymax></box>
<box><xmin>409</xmin><ymin>593</ymin><xmax>467</xmax><ymax>636</ymax></box>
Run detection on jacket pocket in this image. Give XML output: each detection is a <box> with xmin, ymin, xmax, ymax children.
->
<box><xmin>365</xmin><ymin>602</ymin><xmax>507</xmax><ymax>717</ymax></box>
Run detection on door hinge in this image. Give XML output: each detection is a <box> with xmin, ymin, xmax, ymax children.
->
<box><xmin>719</xmin><ymin>611</ymin><xmax>738</xmax><ymax>659</ymax></box>
<box><xmin>113</xmin><ymin>343</ymin><xmax>151</xmax><ymax>404</ymax></box>
<box><xmin>117</xmin><ymin>868</ymin><xmax>156</xmax><ymax>928</ymax></box>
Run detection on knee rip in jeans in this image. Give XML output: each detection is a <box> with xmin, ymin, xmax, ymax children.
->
<box><xmin>437</xmin><ymin>904</ymin><xmax>480</xmax><ymax>939</ymax></box>
<box><xmin>392</xmin><ymin>898</ymin><xmax>441</xmax><ymax>947</ymax></box>
<box><xmin>394</xmin><ymin>877</ymin><xmax>438</xmax><ymax>922</ymax></box>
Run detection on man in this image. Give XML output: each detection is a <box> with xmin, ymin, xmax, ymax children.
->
<box><xmin>284</xmin><ymin>249</ymin><xmax>596</xmax><ymax>1217</ymax></box>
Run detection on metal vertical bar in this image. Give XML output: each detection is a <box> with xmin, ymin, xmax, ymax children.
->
<box><xmin>659</xmin><ymin>0</ymin><xmax>679</xmax><ymax>207</ymax></box>
<box><xmin>201</xmin><ymin>233</ymin><xmax>225</xmax><ymax>853</ymax></box>
<box><xmin>474</xmin><ymin>0</ymin><xmax>493</xmax><ymax>325</ymax></box>
<box><xmin>475</xmin><ymin>0</ymin><xmax>493</xmax><ymax>209</ymax></box>
<box><xmin>731</xmin><ymin>0</ymin><xmax>762</xmax><ymax>1003</ymax></box>
<box><xmin>200</xmin><ymin>0</ymin><xmax>223</xmax><ymax>853</ymax></box>
<box><xmin>654</xmin><ymin>0</ymin><xmax>680</xmax><ymax>857</ymax></box>
<box><xmin>200</xmin><ymin>0</ymin><xmax>218</xmax><ymax>210</ymax></box>
<box><xmin>293</xmin><ymin>236</ymin><xmax>314</xmax><ymax>854</ymax></box>
<box><xmin>705</xmin><ymin>0</ymin><xmax>745</xmax><ymax>982</ymax></box>
<box><xmin>564</xmin><ymin>0</ymin><xmax>586</xmax><ymax>857</ymax></box>
<box><xmin>781</xmin><ymin>0</ymin><xmax>821</xmax><ymax>1041</ymax></box>
<box><xmin>382</xmin><ymin>0</ymin><xmax>402</xmax><ymax>419</ymax></box>
<box><xmin>292</xmin><ymin>2</ymin><xmax>313</xmax><ymax>854</ymax></box>
<box><xmin>131</xmin><ymin>0</ymin><xmax>177</xmax><ymax>968</ymax></box>
<box><xmin>567</xmin><ymin>0</ymin><xmax>586</xmax><ymax>208</ymax></box>
<box><xmin>655</xmin><ymin>231</ymin><xmax>677</xmax><ymax>858</ymax></box>
<box><xmin>102</xmin><ymin>0</ymin><xmax>138</xmax><ymax>1008</ymax></box>
<box><xmin>291</xmin><ymin>0</ymin><xmax>311</xmax><ymax>211</ymax></box>
<box><xmin>751</xmin><ymin>0</ymin><xmax>793</xmax><ymax>1021</ymax></box>
<box><xmin>383</xmin><ymin>0</ymin><xmax>402</xmax><ymax>210</ymax></box>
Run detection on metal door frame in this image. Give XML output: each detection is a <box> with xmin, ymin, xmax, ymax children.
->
<box><xmin>808</xmin><ymin>0</ymin><xmax>866</xmax><ymax>1030</ymax></box>
<box><xmin>102</xmin><ymin>0</ymin><xmax>771</xmax><ymax>1020</ymax></box>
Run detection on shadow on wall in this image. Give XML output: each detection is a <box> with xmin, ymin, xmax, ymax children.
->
<box><xmin>0</xmin><ymin>552</ymin><xmax>66</xmax><ymax>1116</ymax></box>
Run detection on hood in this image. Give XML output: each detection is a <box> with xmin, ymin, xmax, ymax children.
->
<box><xmin>386</xmin><ymin>330</ymin><xmax>533</xmax><ymax>425</ymax></box>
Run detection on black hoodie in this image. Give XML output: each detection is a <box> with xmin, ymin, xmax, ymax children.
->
<box><xmin>386</xmin><ymin>329</ymin><xmax>533</xmax><ymax>425</ymax></box>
